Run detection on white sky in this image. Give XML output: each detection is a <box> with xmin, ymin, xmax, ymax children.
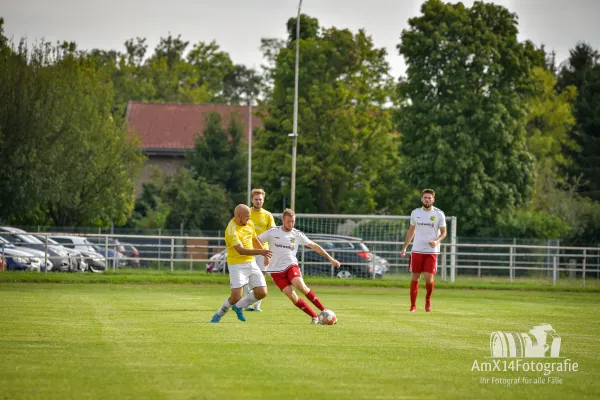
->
<box><xmin>2</xmin><ymin>0</ymin><xmax>599</xmax><ymax>78</ymax></box>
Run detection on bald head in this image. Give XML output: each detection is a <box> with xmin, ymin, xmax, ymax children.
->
<box><xmin>234</xmin><ymin>204</ymin><xmax>251</xmax><ymax>226</ymax></box>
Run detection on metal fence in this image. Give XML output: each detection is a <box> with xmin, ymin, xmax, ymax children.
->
<box><xmin>1</xmin><ymin>230</ymin><xmax>599</xmax><ymax>287</ymax></box>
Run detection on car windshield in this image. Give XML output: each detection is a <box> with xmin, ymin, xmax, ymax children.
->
<box><xmin>35</xmin><ymin>236</ymin><xmax>60</xmax><ymax>245</ymax></box>
<box><xmin>17</xmin><ymin>234</ymin><xmax>44</xmax><ymax>245</ymax></box>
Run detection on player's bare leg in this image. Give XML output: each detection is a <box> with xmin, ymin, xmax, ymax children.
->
<box><xmin>410</xmin><ymin>272</ymin><xmax>421</xmax><ymax>312</ymax></box>
<box><xmin>424</xmin><ymin>272</ymin><xmax>434</xmax><ymax>312</ymax></box>
<box><xmin>291</xmin><ymin>276</ymin><xmax>326</xmax><ymax>311</ymax></box>
<box><xmin>282</xmin><ymin>284</ymin><xmax>318</xmax><ymax>323</ymax></box>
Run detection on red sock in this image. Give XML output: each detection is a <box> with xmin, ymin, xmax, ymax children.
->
<box><xmin>410</xmin><ymin>280</ymin><xmax>419</xmax><ymax>307</ymax></box>
<box><xmin>426</xmin><ymin>281</ymin><xmax>434</xmax><ymax>300</ymax></box>
<box><xmin>295</xmin><ymin>298</ymin><xmax>317</xmax><ymax>318</ymax></box>
<box><xmin>306</xmin><ymin>290</ymin><xmax>325</xmax><ymax>311</ymax></box>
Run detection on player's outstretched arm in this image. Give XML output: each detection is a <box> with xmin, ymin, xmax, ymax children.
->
<box><xmin>401</xmin><ymin>225</ymin><xmax>416</xmax><ymax>257</ymax></box>
<box><xmin>306</xmin><ymin>242</ymin><xmax>340</xmax><ymax>268</ymax></box>
<box><xmin>234</xmin><ymin>243</ymin><xmax>272</xmax><ymax>258</ymax></box>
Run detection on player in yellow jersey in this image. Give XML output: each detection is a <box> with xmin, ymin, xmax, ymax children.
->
<box><xmin>210</xmin><ymin>204</ymin><xmax>272</xmax><ymax>323</ymax></box>
<box><xmin>245</xmin><ymin>188</ymin><xmax>276</xmax><ymax>312</ymax></box>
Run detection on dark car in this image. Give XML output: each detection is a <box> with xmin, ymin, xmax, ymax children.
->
<box><xmin>303</xmin><ymin>234</ymin><xmax>381</xmax><ymax>279</ymax></box>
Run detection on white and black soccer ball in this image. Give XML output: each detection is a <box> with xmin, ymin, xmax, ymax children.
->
<box><xmin>318</xmin><ymin>309</ymin><xmax>337</xmax><ymax>325</ymax></box>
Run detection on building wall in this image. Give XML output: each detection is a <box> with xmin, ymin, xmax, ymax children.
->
<box><xmin>135</xmin><ymin>155</ymin><xmax>188</xmax><ymax>196</ymax></box>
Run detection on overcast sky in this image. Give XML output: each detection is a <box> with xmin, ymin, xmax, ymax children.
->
<box><xmin>3</xmin><ymin>0</ymin><xmax>599</xmax><ymax>78</ymax></box>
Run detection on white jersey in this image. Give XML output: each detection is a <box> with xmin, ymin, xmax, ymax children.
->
<box><xmin>258</xmin><ymin>227</ymin><xmax>311</xmax><ymax>273</ymax></box>
<box><xmin>409</xmin><ymin>207</ymin><xmax>446</xmax><ymax>254</ymax></box>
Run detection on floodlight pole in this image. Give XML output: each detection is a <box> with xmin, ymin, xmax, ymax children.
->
<box><xmin>290</xmin><ymin>0</ymin><xmax>302</xmax><ymax>211</ymax></box>
<box><xmin>247</xmin><ymin>99</ymin><xmax>252</xmax><ymax>206</ymax></box>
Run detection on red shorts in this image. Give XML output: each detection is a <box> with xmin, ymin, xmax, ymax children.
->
<box><xmin>270</xmin><ymin>265</ymin><xmax>302</xmax><ymax>291</ymax></box>
<box><xmin>409</xmin><ymin>253</ymin><xmax>438</xmax><ymax>274</ymax></box>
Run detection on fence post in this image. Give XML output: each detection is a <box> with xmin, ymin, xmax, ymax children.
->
<box><xmin>450</xmin><ymin>216</ymin><xmax>457</xmax><ymax>283</ymax></box>
<box><xmin>330</xmin><ymin>251</ymin><xmax>335</xmax><ymax>279</ymax></box>
<box><xmin>478</xmin><ymin>261</ymin><xmax>481</xmax><ymax>278</ymax></box>
<box><xmin>552</xmin><ymin>240</ymin><xmax>559</xmax><ymax>286</ymax></box>
<box><xmin>372</xmin><ymin>244</ymin><xmax>376</xmax><ymax>279</ymax></box>
<box><xmin>1</xmin><ymin>242</ymin><xmax>5</xmax><ymax>272</ymax></box>
<box><xmin>170</xmin><ymin>238</ymin><xmax>174</xmax><ymax>273</ymax></box>
<box><xmin>509</xmin><ymin>244</ymin><xmax>514</xmax><ymax>284</ymax></box>
<box><xmin>158</xmin><ymin>229</ymin><xmax>162</xmax><ymax>271</ymax></box>
<box><xmin>44</xmin><ymin>235</ymin><xmax>49</xmax><ymax>274</ymax></box>
<box><xmin>441</xmin><ymin>245</ymin><xmax>447</xmax><ymax>282</ymax></box>
<box><xmin>582</xmin><ymin>249</ymin><xmax>586</xmax><ymax>288</ymax></box>
<box><xmin>301</xmin><ymin>245</ymin><xmax>305</xmax><ymax>276</ymax></box>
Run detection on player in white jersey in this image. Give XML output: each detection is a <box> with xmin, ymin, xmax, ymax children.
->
<box><xmin>258</xmin><ymin>208</ymin><xmax>341</xmax><ymax>324</ymax></box>
<box><xmin>400</xmin><ymin>189</ymin><xmax>447</xmax><ymax>312</ymax></box>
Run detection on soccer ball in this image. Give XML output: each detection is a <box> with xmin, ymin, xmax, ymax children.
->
<box><xmin>318</xmin><ymin>309</ymin><xmax>337</xmax><ymax>325</ymax></box>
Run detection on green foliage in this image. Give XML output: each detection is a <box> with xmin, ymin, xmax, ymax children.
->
<box><xmin>478</xmin><ymin>211</ymin><xmax>571</xmax><ymax>240</ymax></box>
<box><xmin>397</xmin><ymin>0</ymin><xmax>542</xmax><ymax>234</ymax></box>
<box><xmin>526</xmin><ymin>67</ymin><xmax>577</xmax><ymax>177</ymax></box>
<box><xmin>255</xmin><ymin>15</ymin><xmax>404</xmax><ymax>214</ymax></box>
<box><xmin>558</xmin><ymin>43</ymin><xmax>600</xmax><ymax>200</ymax></box>
<box><xmin>0</xmin><ymin>32</ymin><xmax>143</xmax><ymax>227</ymax></box>
<box><xmin>187</xmin><ymin>112</ymin><xmax>247</xmax><ymax>205</ymax></box>
<box><xmin>128</xmin><ymin>170</ymin><xmax>232</xmax><ymax>231</ymax></box>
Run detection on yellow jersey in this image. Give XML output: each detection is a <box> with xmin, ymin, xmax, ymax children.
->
<box><xmin>250</xmin><ymin>208</ymin><xmax>276</xmax><ymax>250</ymax></box>
<box><xmin>225</xmin><ymin>218</ymin><xmax>258</xmax><ymax>265</ymax></box>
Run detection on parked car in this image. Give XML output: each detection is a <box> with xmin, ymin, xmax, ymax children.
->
<box><xmin>120</xmin><ymin>242</ymin><xmax>141</xmax><ymax>267</ymax></box>
<box><xmin>0</xmin><ymin>236</ymin><xmax>53</xmax><ymax>271</ymax></box>
<box><xmin>48</xmin><ymin>235</ymin><xmax>97</xmax><ymax>253</ymax></box>
<box><xmin>34</xmin><ymin>235</ymin><xmax>88</xmax><ymax>272</ymax></box>
<box><xmin>92</xmin><ymin>245</ymin><xmax>127</xmax><ymax>268</ymax></box>
<box><xmin>206</xmin><ymin>250</ymin><xmax>227</xmax><ymax>273</ymax></box>
<box><xmin>87</xmin><ymin>237</ymin><xmax>126</xmax><ymax>254</ymax></box>
<box><xmin>304</xmin><ymin>234</ymin><xmax>382</xmax><ymax>279</ymax></box>
<box><xmin>49</xmin><ymin>235</ymin><xmax>107</xmax><ymax>273</ymax></box>
<box><xmin>0</xmin><ymin>246</ymin><xmax>43</xmax><ymax>271</ymax></box>
<box><xmin>0</xmin><ymin>227</ymin><xmax>70</xmax><ymax>271</ymax></box>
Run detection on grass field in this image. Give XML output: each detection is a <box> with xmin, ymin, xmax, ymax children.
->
<box><xmin>1</xmin><ymin>282</ymin><xmax>599</xmax><ymax>399</ymax></box>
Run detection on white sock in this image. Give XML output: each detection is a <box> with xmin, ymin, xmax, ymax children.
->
<box><xmin>216</xmin><ymin>299</ymin><xmax>232</xmax><ymax>317</ymax></box>
<box><xmin>253</xmin><ymin>299</ymin><xmax>263</xmax><ymax>309</ymax></box>
<box><xmin>235</xmin><ymin>292</ymin><xmax>258</xmax><ymax>309</ymax></box>
<box><xmin>244</xmin><ymin>284</ymin><xmax>250</xmax><ymax>296</ymax></box>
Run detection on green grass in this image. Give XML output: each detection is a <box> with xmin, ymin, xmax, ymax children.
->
<box><xmin>1</xmin><ymin>270</ymin><xmax>599</xmax><ymax>291</ymax></box>
<box><xmin>0</xmin><ymin>283</ymin><xmax>599</xmax><ymax>399</ymax></box>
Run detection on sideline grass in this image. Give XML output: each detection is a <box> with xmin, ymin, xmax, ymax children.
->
<box><xmin>0</xmin><ymin>284</ymin><xmax>599</xmax><ymax>399</ymax></box>
<box><xmin>1</xmin><ymin>270</ymin><xmax>599</xmax><ymax>291</ymax></box>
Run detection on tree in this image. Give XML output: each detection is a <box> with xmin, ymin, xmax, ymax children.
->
<box><xmin>396</xmin><ymin>0</ymin><xmax>542</xmax><ymax>233</ymax></box>
<box><xmin>128</xmin><ymin>170</ymin><xmax>232</xmax><ymax>231</ymax></box>
<box><xmin>558</xmin><ymin>42</ymin><xmax>600</xmax><ymax>200</ymax></box>
<box><xmin>254</xmin><ymin>15</ymin><xmax>402</xmax><ymax>214</ymax></box>
<box><xmin>0</xmin><ymin>32</ymin><xmax>144</xmax><ymax>226</ymax></box>
<box><xmin>187</xmin><ymin>112</ymin><xmax>247</xmax><ymax>205</ymax></box>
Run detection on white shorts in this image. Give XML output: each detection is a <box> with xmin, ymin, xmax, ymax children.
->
<box><xmin>229</xmin><ymin>261</ymin><xmax>267</xmax><ymax>289</ymax></box>
<box><xmin>255</xmin><ymin>255</ymin><xmax>267</xmax><ymax>271</ymax></box>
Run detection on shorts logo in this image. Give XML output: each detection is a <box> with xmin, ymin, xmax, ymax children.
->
<box><xmin>430</xmin><ymin>216</ymin><xmax>435</xmax><ymax>221</ymax></box>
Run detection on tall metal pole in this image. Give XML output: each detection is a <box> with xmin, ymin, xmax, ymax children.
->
<box><xmin>247</xmin><ymin>100</ymin><xmax>252</xmax><ymax>205</ymax></box>
<box><xmin>290</xmin><ymin>0</ymin><xmax>302</xmax><ymax>211</ymax></box>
